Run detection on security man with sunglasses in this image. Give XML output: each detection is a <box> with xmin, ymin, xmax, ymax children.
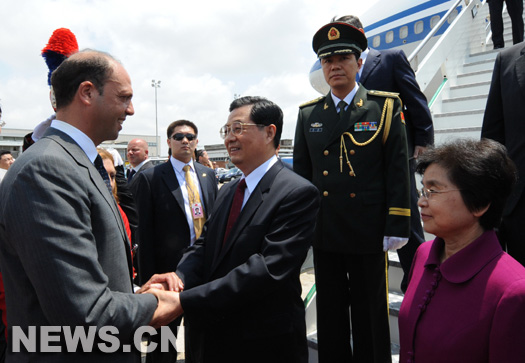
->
<box><xmin>133</xmin><ymin>119</ymin><xmax>218</xmax><ymax>362</ymax></box>
<box><xmin>293</xmin><ymin>22</ymin><xmax>411</xmax><ymax>362</ymax></box>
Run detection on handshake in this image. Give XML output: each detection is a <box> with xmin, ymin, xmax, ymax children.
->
<box><xmin>137</xmin><ymin>272</ymin><xmax>186</xmax><ymax>329</ymax></box>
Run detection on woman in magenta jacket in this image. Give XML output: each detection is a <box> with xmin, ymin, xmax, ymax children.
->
<box><xmin>399</xmin><ymin>139</ymin><xmax>525</xmax><ymax>362</ymax></box>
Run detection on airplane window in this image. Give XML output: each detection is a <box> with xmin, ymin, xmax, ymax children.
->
<box><xmin>400</xmin><ymin>26</ymin><xmax>408</xmax><ymax>39</ymax></box>
<box><xmin>430</xmin><ymin>15</ymin><xmax>441</xmax><ymax>29</ymax></box>
<box><xmin>373</xmin><ymin>35</ymin><xmax>381</xmax><ymax>48</ymax></box>
<box><xmin>448</xmin><ymin>9</ymin><xmax>458</xmax><ymax>23</ymax></box>
<box><xmin>414</xmin><ymin>21</ymin><xmax>424</xmax><ymax>34</ymax></box>
<box><xmin>386</xmin><ymin>30</ymin><xmax>394</xmax><ymax>43</ymax></box>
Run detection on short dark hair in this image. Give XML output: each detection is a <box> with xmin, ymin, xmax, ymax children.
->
<box><xmin>50</xmin><ymin>50</ymin><xmax>117</xmax><ymax>109</ymax></box>
<box><xmin>166</xmin><ymin>120</ymin><xmax>198</xmax><ymax>138</ymax></box>
<box><xmin>229</xmin><ymin>96</ymin><xmax>283</xmax><ymax>149</ymax></box>
<box><xmin>0</xmin><ymin>150</ymin><xmax>11</xmax><ymax>158</ymax></box>
<box><xmin>332</xmin><ymin>15</ymin><xmax>363</xmax><ymax>29</ymax></box>
<box><xmin>195</xmin><ymin>149</ymin><xmax>205</xmax><ymax>159</ymax></box>
<box><xmin>416</xmin><ymin>138</ymin><xmax>517</xmax><ymax>230</ymax></box>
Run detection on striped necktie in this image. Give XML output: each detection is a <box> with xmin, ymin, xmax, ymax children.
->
<box><xmin>183</xmin><ymin>165</ymin><xmax>206</xmax><ymax>239</ymax></box>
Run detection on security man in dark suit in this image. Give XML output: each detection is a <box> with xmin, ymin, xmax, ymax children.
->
<box><xmin>293</xmin><ymin>22</ymin><xmax>410</xmax><ymax>362</ymax></box>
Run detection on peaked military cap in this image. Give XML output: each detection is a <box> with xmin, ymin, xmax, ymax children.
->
<box><xmin>312</xmin><ymin>22</ymin><xmax>368</xmax><ymax>59</ymax></box>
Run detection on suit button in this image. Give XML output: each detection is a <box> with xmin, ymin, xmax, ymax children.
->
<box><xmin>349</xmin><ymin>171</ymin><xmax>355</xmax><ymax>177</ymax></box>
<box><xmin>323</xmin><ymin>150</ymin><xmax>329</xmax><ymax>156</ymax></box>
<box><xmin>323</xmin><ymin>170</ymin><xmax>328</xmax><ymax>176</ymax></box>
<box><xmin>350</xmin><ymin>193</ymin><xmax>356</xmax><ymax>198</ymax></box>
<box><xmin>350</xmin><ymin>150</ymin><xmax>356</xmax><ymax>155</ymax></box>
<box><xmin>323</xmin><ymin>191</ymin><xmax>329</xmax><ymax>197</ymax></box>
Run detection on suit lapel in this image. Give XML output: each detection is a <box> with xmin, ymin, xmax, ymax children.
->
<box><xmin>211</xmin><ymin>162</ymin><xmax>283</xmax><ymax>273</ymax></box>
<box><xmin>194</xmin><ymin>163</ymin><xmax>214</xmax><ymax>215</ymax></box>
<box><xmin>326</xmin><ymin>87</ymin><xmax>370</xmax><ymax>148</ymax></box>
<box><xmin>361</xmin><ymin>48</ymin><xmax>380</xmax><ymax>85</ymax></box>
<box><xmin>45</xmin><ymin>128</ymin><xmax>134</xmax><ymax>277</ymax></box>
<box><xmin>210</xmin><ymin>181</ymin><xmax>238</xmax><ymax>267</ymax></box>
<box><xmin>516</xmin><ymin>48</ymin><xmax>525</xmax><ymax>98</ymax></box>
<box><xmin>160</xmin><ymin>162</ymin><xmax>185</xmax><ymax>213</ymax></box>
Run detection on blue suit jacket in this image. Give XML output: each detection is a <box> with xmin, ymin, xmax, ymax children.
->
<box><xmin>361</xmin><ymin>48</ymin><xmax>434</xmax><ymax>153</ymax></box>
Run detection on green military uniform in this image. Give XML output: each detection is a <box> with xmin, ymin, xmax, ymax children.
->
<box><xmin>298</xmin><ymin>20</ymin><xmax>411</xmax><ymax>362</ymax></box>
<box><xmin>294</xmin><ymin>85</ymin><xmax>410</xmax><ymax>363</ymax></box>
<box><xmin>294</xmin><ymin>86</ymin><xmax>410</xmax><ymax>252</ymax></box>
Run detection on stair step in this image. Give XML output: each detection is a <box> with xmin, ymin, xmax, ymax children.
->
<box><xmin>441</xmin><ymin>94</ymin><xmax>488</xmax><ymax>113</ymax></box>
<box><xmin>456</xmin><ymin>69</ymin><xmax>493</xmax><ymax>85</ymax></box>
<box><xmin>449</xmin><ymin>80</ymin><xmax>491</xmax><ymax>98</ymax></box>
<box><xmin>462</xmin><ymin>58</ymin><xmax>496</xmax><ymax>72</ymax></box>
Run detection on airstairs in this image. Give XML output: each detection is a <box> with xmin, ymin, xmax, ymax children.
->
<box><xmin>304</xmin><ymin>1</ymin><xmax>521</xmax><ymax>362</ymax></box>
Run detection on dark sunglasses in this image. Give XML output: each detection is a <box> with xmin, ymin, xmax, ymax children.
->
<box><xmin>171</xmin><ymin>133</ymin><xmax>196</xmax><ymax>141</ymax></box>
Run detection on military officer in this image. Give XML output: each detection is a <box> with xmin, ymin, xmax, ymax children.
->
<box><xmin>293</xmin><ymin>22</ymin><xmax>410</xmax><ymax>362</ymax></box>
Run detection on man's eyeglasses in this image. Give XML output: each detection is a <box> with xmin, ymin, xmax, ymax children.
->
<box><xmin>219</xmin><ymin>121</ymin><xmax>266</xmax><ymax>139</ymax></box>
<box><xmin>418</xmin><ymin>187</ymin><xmax>461</xmax><ymax>199</ymax></box>
<box><xmin>171</xmin><ymin>133</ymin><xmax>196</xmax><ymax>141</ymax></box>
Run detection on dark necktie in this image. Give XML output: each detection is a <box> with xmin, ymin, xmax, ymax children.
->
<box><xmin>127</xmin><ymin>169</ymin><xmax>136</xmax><ymax>183</ymax></box>
<box><xmin>338</xmin><ymin>100</ymin><xmax>348</xmax><ymax>120</ymax></box>
<box><xmin>223</xmin><ymin>178</ymin><xmax>247</xmax><ymax>246</ymax></box>
<box><xmin>94</xmin><ymin>155</ymin><xmax>113</xmax><ymax>194</ymax></box>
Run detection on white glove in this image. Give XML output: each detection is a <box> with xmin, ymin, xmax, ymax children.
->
<box><xmin>32</xmin><ymin>114</ymin><xmax>56</xmax><ymax>142</ymax></box>
<box><xmin>383</xmin><ymin>236</ymin><xmax>409</xmax><ymax>252</ymax></box>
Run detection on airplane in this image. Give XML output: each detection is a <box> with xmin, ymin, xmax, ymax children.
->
<box><xmin>309</xmin><ymin>0</ymin><xmax>463</xmax><ymax>94</ymax></box>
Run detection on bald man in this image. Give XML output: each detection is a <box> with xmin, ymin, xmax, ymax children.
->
<box><xmin>126</xmin><ymin>138</ymin><xmax>154</xmax><ymax>186</ymax></box>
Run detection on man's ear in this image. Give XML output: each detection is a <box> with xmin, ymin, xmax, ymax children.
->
<box><xmin>266</xmin><ymin>124</ymin><xmax>276</xmax><ymax>144</ymax></box>
<box><xmin>78</xmin><ymin>81</ymin><xmax>96</xmax><ymax>105</ymax></box>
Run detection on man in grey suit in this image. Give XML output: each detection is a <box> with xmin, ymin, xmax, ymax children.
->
<box><xmin>0</xmin><ymin>50</ymin><xmax>181</xmax><ymax>362</ymax></box>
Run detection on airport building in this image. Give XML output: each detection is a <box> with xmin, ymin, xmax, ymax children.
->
<box><xmin>0</xmin><ymin>127</ymin><xmax>293</xmax><ymax>169</ymax></box>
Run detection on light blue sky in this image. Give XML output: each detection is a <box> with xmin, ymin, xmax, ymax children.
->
<box><xmin>0</xmin><ymin>0</ymin><xmax>376</xmax><ymax>155</ymax></box>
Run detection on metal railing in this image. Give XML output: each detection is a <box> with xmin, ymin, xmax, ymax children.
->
<box><xmin>408</xmin><ymin>0</ymin><xmax>465</xmax><ymax>69</ymax></box>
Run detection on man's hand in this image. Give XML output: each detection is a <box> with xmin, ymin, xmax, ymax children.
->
<box><xmin>145</xmin><ymin>289</ymin><xmax>184</xmax><ymax>329</ymax></box>
<box><xmin>137</xmin><ymin>272</ymin><xmax>184</xmax><ymax>293</ymax></box>
<box><xmin>413</xmin><ymin>145</ymin><xmax>427</xmax><ymax>159</ymax></box>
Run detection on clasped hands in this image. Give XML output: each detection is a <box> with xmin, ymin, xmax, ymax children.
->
<box><xmin>137</xmin><ymin>272</ymin><xmax>185</xmax><ymax>329</ymax></box>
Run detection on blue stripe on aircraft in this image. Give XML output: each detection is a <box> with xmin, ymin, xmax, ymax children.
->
<box><xmin>364</xmin><ymin>0</ymin><xmax>452</xmax><ymax>32</ymax></box>
<box><xmin>368</xmin><ymin>5</ymin><xmax>462</xmax><ymax>50</ymax></box>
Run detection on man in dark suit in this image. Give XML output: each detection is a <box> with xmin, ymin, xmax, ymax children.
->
<box><xmin>0</xmin><ymin>50</ymin><xmax>181</xmax><ymax>362</ymax></box>
<box><xmin>145</xmin><ymin>96</ymin><xmax>320</xmax><ymax>363</ymax></box>
<box><xmin>133</xmin><ymin>120</ymin><xmax>217</xmax><ymax>362</ymax></box>
<box><xmin>482</xmin><ymin>42</ymin><xmax>525</xmax><ymax>266</ymax></box>
<box><xmin>127</xmin><ymin>138</ymin><xmax>154</xmax><ymax>187</ymax></box>
<box><xmin>294</xmin><ymin>22</ymin><xmax>410</xmax><ymax>362</ymax></box>
<box><xmin>487</xmin><ymin>0</ymin><xmax>523</xmax><ymax>49</ymax></box>
<box><xmin>337</xmin><ymin>14</ymin><xmax>434</xmax><ymax>292</ymax></box>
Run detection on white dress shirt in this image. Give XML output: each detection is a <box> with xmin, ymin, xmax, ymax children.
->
<box><xmin>51</xmin><ymin>120</ymin><xmax>98</xmax><ymax>162</ymax></box>
<box><xmin>239</xmin><ymin>155</ymin><xmax>278</xmax><ymax>209</ymax></box>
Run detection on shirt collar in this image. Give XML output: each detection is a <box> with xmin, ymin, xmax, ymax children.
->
<box><xmin>170</xmin><ymin>156</ymin><xmax>195</xmax><ymax>173</ymax></box>
<box><xmin>360</xmin><ymin>48</ymin><xmax>369</xmax><ymax>63</ymax></box>
<box><xmin>134</xmin><ymin>158</ymin><xmax>150</xmax><ymax>172</ymax></box>
<box><xmin>331</xmin><ymin>83</ymin><xmax>360</xmax><ymax>109</ymax></box>
<box><xmin>50</xmin><ymin>120</ymin><xmax>98</xmax><ymax>163</ymax></box>
<box><xmin>425</xmin><ymin>230</ymin><xmax>503</xmax><ymax>283</ymax></box>
<box><xmin>242</xmin><ymin>155</ymin><xmax>278</xmax><ymax>194</ymax></box>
